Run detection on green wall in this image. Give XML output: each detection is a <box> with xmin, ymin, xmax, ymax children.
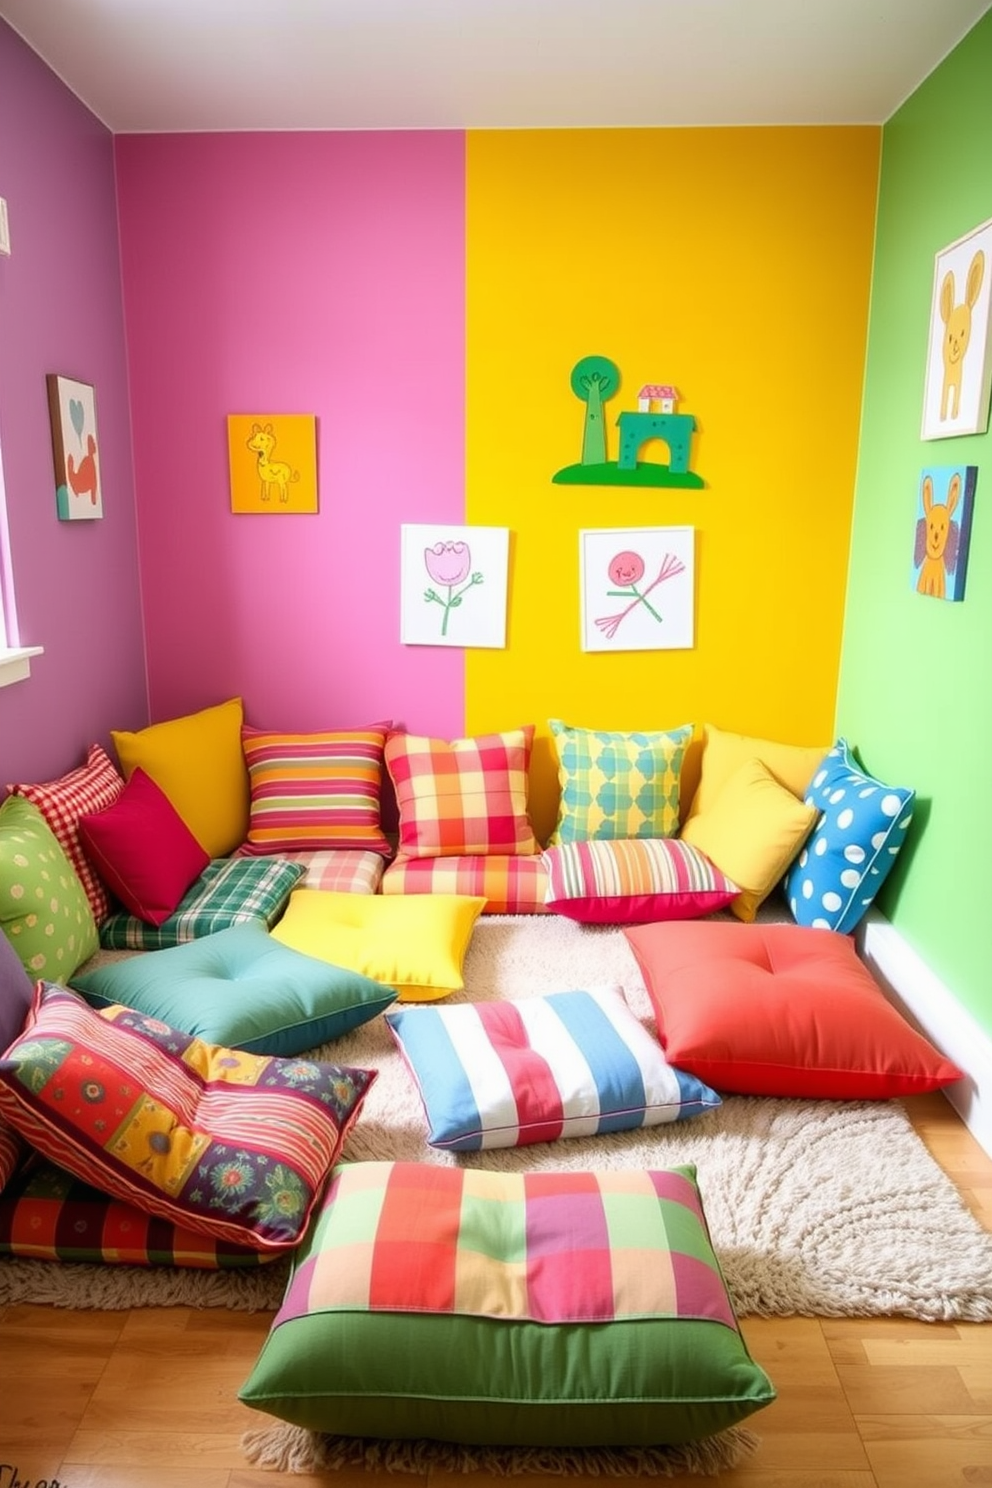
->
<box><xmin>838</xmin><ymin>11</ymin><xmax>991</xmax><ymax>1033</ymax></box>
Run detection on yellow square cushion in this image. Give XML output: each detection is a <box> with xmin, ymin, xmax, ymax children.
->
<box><xmin>679</xmin><ymin>758</ymin><xmax>818</xmax><ymax>922</ymax></box>
<box><xmin>682</xmin><ymin>724</ymin><xmax>828</xmax><ymax>826</ymax></box>
<box><xmin>271</xmin><ymin>889</ymin><xmax>485</xmax><ymax>1003</ymax></box>
<box><xmin>111</xmin><ymin>698</ymin><xmax>249</xmax><ymax>859</ymax></box>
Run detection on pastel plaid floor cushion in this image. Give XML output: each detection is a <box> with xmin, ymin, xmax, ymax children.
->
<box><xmin>98</xmin><ymin>856</ymin><xmax>305</xmax><ymax>950</ymax></box>
<box><xmin>261</xmin><ymin>848</ymin><xmax>387</xmax><ymax>896</ymax></box>
<box><xmin>240</xmin><ymin>1160</ymin><xmax>775</xmax><ymax>1446</ymax></box>
<box><xmin>0</xmin><ymin>1158</ymin><xmax>279</xmax><ymax>1268</ymax></box>
<box><xmin>380</xmin><ymin>852</ymin><xmax>550</xmax><ymax>914</ymax></box>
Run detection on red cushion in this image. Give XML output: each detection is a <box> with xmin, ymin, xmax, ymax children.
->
<box><xmin>78</xmin><ymin>768</ymin><xmax>210</xmax><ymax>925</ymax></box>
<box><xmin>624</xmin><ymin>920</ymin><xmax>963</xmax><ymax>1099</ymax></box>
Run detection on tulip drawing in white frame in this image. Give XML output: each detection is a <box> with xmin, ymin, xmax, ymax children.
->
<box><xmin>400</xmin><ymin>524</ymin><xmax>510</xmax><ymax>648</ymax></box>
<box><xmin>580</xmin><ymin>526</ymin><xmax>694</xmax><ymax>652</ymax></box>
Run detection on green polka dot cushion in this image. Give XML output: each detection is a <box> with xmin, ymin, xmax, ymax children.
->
<box><xmin>0</xmin><ymin>795</ymin><xmax>98</xmax><ymax>981</ymax></box>
<box><xmin>548</xmin><ymin>720</ymin><xmax>693</xmax><ymax>845</ymax></box>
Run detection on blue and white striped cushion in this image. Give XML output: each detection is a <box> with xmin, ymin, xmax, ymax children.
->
<box><xmin>386</xmin><ymin>986</ymin><xmax>721</xmax><ymax>1151</ymax></box>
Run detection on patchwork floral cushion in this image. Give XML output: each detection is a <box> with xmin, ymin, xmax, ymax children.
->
<box><xmin>0</xmin><ymin>795</ymin><xmax>99</xmax><ymax>979</ymax></box>
<box><xmin>0</xmin><ymin>1158</ymin><xmax>279</xmax><ymax>1269</ymax></box>
<box><xmin>0</xmin><ymin>982</ymin><xmax>376</xmax><ymax>1251</ymax></box>
<box><xmin>543</xmin><ymin>837</ymin><xmax>738</xmax><ymax>925</ymax></box>
<box><xmin>380</xmin><ymin>852</ymin><xmax>549</xmax><ymax>915</ymax></box>
<box><xmin>548</xmin><ymin>720</ymin><xmax>693</xmax><ymax>845</ymax></box>
<box><xmin>240</xmin><ymin>725</ymin><xmax>393</xmax><ymax>857</ymax></box>
<box><xmin>784</xmin><ymin>740</ymin><xmax>915</xmax><ymax>934</ymax></box>
<box><xmin>384</xmin><ymin>727</ymin><xmax>539</xmax><ymax>858</ymax></box>
<box><xmin>8</xmin><ymin>743</ymin><xmax>125</xmax><ymax>922</ymax></box>
<box><xmin>239</xmin><ymin>1160</ymin><xmax>775</xmax><ymax>1446</ymax></box>
<box><xmin>386</xmin><ymin>986</ymin><xmax>720</xmax><ymax>1150</ymax></box>
<box><xmin>98</xmin><ymin>855</ymin><xmax>305</xmax><ymax>950</ymax></box>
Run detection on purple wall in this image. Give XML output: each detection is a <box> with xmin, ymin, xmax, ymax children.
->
<box><xmin>0</xmin><ymin>22</ymin><xmax>147</xmax><ymax>788</ymax></box>
<box><xmin>115</xmin><ymin>131</ymin><xmax>466</xmax><ymax>739</ymax></box>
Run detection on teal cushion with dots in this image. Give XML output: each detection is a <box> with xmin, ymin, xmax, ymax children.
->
<box><xmin>784</xmin><ymin>740</ymin><xmax>915</xmax><ymax>934</ymax></box>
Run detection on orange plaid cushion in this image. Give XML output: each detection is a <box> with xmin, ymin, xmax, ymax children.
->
<box><xmin>384</xmin><ymin>728</ymin><xmax>539</xmax><ymax>859</ymax></box>
<box><xmin>380</xmin><ymin>853</ymin><xmax>550</xmax><ymax>914</ymax></box>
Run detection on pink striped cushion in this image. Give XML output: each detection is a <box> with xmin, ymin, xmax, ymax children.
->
<box><xmin>543</xmin><ymin>838</ymin><xmax>738</xmax><ymax>925</ymax></box>
<box><xmin>9</xmin><ymin>744</ymin><xmax>125</xmax><ymax>922</ymax></box>
<box><xmin>381</xmin><ymin>853</ymin><xmax>550</xmax><ymax>915</ymax></box>
<box><xmin>0</xmin><ymin>982</ymin><xmax>376</xmax><ymax>1252</ymax></box>
<box><xmin>0</xmin><ymin>1120</ymin><xmax>24</xmax><ymax>1194</ymax></box>
<box><xmin>241</xmin><ymin>725</ymin><xmax>392</xmax><ymax>856</ymax></box>
<box><xmin>384</xmin><ymin>728</ymin><xmax>539</xmax><ymax>858</ymax></box>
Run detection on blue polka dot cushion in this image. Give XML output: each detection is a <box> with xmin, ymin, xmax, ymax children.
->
<box><xmin>784</xmin><ymin>740</ymin><xmax>914</xmax><ymax>934</ymax></box>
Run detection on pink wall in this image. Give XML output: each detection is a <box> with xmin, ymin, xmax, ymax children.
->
<box><xmin>115</xmin><ymin>132</ymin><xmax>466</xmax><ymax>739</ymax></box>
<box><xmin>0</xmin><ymin>22</ymin><xmax>147</xmax><ymax>788</ymax></box>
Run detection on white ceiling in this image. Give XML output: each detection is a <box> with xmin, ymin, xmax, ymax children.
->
<box><xmin>1</xmin><ymin>0</ymin><xmax>989</xmax><ymax>134</ymax></box>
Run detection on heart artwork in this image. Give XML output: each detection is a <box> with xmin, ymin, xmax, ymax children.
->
<box><xmin>69</xmin><ymin>398</ymin><xmax>85</xmax><ymax>441</ymax></box>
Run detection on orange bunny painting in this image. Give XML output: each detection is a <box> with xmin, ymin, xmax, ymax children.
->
<box><xmin>912</xmin><ymin>465</ymin><xmax>976</xmax><ymax>603</ymax></box>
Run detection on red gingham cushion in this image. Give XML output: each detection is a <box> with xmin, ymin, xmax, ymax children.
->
<box><xmin>384</xmin><ymin>728</ymin><xmax>539</xmax><ymax>859</ymax></box>
<box><xmin>9</xmin><ymin>744</ymin><xmax>125</xmax><ymax>922</ymax></box>
<box><xmin>381</xmin><ymin>853</ymin><xmax>550</xmax><ymax>915</ymax></box>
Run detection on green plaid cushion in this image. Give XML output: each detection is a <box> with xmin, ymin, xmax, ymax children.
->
<box><xmin>98</xmin><ymin>856</ymin><xmax>305</xmax><ymax>950</ymax></box>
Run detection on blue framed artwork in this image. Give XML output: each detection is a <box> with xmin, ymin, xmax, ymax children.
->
<box><xmin>911</xmin><ymin>465</ymin><xmax>977</xmax><ymax>602</ymax></box>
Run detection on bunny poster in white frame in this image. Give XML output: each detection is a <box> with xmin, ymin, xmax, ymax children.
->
<box><xmin>921</xmin><ymin>216</ymin><xmax>992</xmax><ymax>440</ymax></box>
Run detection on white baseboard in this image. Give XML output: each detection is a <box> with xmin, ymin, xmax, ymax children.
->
<box><xmin>858</xmin><ymin>911</ymin><xmax>992</xmax><ymax>1160</ymax></box>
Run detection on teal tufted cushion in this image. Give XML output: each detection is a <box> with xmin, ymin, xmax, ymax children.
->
<box><xmin>70</xmin><ymin>921</ymin><xmax>396</xmax><ymax>1056</ymax></box>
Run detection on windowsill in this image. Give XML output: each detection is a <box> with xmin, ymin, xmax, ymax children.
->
<box><xmin>0</xmin><ymin>645</ymin><xmax>44</xmax><ymax>688</ymax></box>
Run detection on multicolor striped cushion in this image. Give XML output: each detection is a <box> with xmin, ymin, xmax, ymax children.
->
<box><xmin>98</xmin><ymin>856</ymin><xmax>305</xmax><ymax>950</ymax></box>
<box><xmin>9</xmin><ymin>744</ymin><xmax>125</xmax><ymax>923</ymax></box>
<box><xmin>548</xmin><ymin>720</ymin><xmax>693</xmax><ymax>844</ymax></box>
<box><xmin>241</xmin><ymin>726</ymin><xmax>392</xmax><ymax>856</ymax></box>
<box><xmin>543</xmin><ymin>837</ymin><xmax>738</xmax><ymax>925</ymax></box>
<box><xmin>240</xmin><ymin>1161</ymin><xmax>775</xmax><ymax>1446</ymax></box>
<box><xmin>380</xmin><ymin>852</ymin><xmax>549</xmax><ymax>915</ymax></box>
<box><xmin>386</xmin><ymin>986</ymin><xmax>720</xmax><ymax>1150</ymax></box>
<box><xmin>0</xmin><ymin>982</ymin><xmax>376</xmax><ymax>1252</ymax></box>
<box><xmin>0</xmin><ymin>1119</ymin><xmax>24</xmax><ymax>1193</ymax></box>
<box><xmin>0</xmin><ymin>1158</ymin><xmax>279</xmax><ymax>1268</ymax></box>
<box><xmin>384</xmin><ymin>727</ymin><xmax>539</xmax><ymax>858</ymax></box>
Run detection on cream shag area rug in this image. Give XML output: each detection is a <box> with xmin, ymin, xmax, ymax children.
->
<box><xmin>2</xmin><ymin>916</ymin><xmax>991</xmax><ymax>1325</ymax></box>
<box><xmin>239</xmin><ymin>1420</ymin><xmax>764</xmax><ymax>1477</ymax></box>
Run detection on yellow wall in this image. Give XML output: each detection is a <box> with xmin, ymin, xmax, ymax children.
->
<box><xmin>465</xmin><ymin>127</ymin><xmax>880</xmax><ymax>842</ymax></box>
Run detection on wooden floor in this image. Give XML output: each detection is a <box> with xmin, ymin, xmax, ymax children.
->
<box><xmin>2</xmin><ymin>1090</ymin><xmax>990</xmax><ymax>1488</ymax></box>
